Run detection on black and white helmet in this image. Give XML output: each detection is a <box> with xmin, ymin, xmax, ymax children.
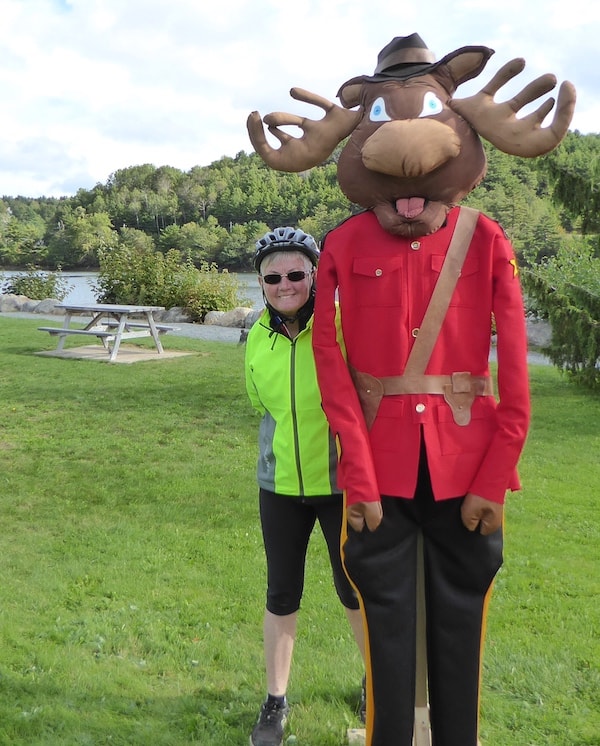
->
<box><xmin>253</xmin><ymin>226</ymin><xmax>320</xmax><ymax>272</ymax></box>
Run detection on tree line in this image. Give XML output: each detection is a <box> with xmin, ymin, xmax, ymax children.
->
<box><xmin>1</xmin><ymin>131</ymin><xmax>599</xmax><ymax>388</ymax></box>
<box><xmin>0</xmin><ymin>131</ymin><xmax>596</xmax><ymax>273</ymax></box>
<box><xmin>0</xmin><ymin>151</ymin><xmax>353</xmax><ymax>271</ymax></box>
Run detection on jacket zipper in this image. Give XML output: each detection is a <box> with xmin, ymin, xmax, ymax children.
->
<box><xmin>289</xmin><ymin>337</ymin><xmax>304</xmax><ymax>495</ymax></box>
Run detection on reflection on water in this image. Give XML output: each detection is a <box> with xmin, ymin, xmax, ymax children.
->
<box><xmin>1</xmin><ymin>270</ymin><xmax>100</xmax><ymax>306</ymax></box>
<box><xmin>2</xmin><ymin>269</ymin><xmax>265</xmax><ymax>310</ymax></box>
<box><xmin>238</xmin><ymin>272</ymin><xmax>263</xmax><ymax>310</ymax></box>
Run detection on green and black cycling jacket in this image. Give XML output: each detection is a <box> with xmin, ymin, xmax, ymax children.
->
<box><xmin>245</xmin><ymin>309</ymin><xmax>340</xmax><ymax>498</ymax></box>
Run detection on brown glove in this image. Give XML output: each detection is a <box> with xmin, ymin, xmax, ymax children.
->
<box><xmin>461</xmin><ymin>493</ymin><xmax>504</xmax><ymax>535</ymax></box>
<box><xmin>347</xmin><ymin>500</ymin><xmax>383</xmax><ymax>532</ymax></box>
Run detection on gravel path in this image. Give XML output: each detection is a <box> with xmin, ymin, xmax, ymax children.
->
<box><xmin>170</xmin><ymin>321</ymin><xmax>245</xmax><ymax>343</ymax></box>
<box><xmin>1</xmin><ymin>311</ymin><xmax>245</xmax><ymax>344</ymax></box>
<box><xmin>2</xmin><ymin>311</ymin><xmax>551</xmax><ymax>361</ymax></box>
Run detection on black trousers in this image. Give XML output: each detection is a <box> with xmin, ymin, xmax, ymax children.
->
<box><xmin>259</xmin><ymin>488</ymin><xmax>359</xmax><ymax>615</ymax></box>
<box><xmin>343</xmin><ymin>451</ymin><xmax>503</xmax><ymax>746</ymax></box>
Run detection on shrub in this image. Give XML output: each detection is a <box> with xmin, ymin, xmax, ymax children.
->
<box><xmin>184</xmin><ymin>262</ymin><xmax>249</xmax><ymax>321</ymax></box>
<box><xmin>522</xmin><ymin>241</ymin><xmax>600</xmax><ymax>391</ymax></box>
<box><xmin>96</xmin><ymin>245</ymin><xmax>183</xmax><ymax>306</ymax></box>
<box><xmin>0</xmin><ymin>265</ymin><xmax>72</xmax><ymax>301</ymax></box>
<box><xmin>96</xmin><ymin>245</ymin><xmax>249</xmax><ymax>321</ymax></box>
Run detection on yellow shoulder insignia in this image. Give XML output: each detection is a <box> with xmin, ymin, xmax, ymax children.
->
<box><xmin>509</xmin><ymin>258</ymin><xmax>519</xmax><ymax>278</ymax></box>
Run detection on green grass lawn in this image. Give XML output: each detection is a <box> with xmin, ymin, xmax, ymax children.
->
<box><xmin>0</xmin><ymin>317</ymin><xmax>598</xmax><ymax>745</ymax></box>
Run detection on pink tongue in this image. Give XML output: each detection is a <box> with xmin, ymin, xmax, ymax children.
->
<box><xmin>396</xmin><ymin>197</ymin><xmax>425</xmax><ymax>218</ymax></box>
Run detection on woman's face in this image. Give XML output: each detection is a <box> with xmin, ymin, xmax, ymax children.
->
<box><xmin>258</xmin><ymin>252</ymin><xmax>314</xmax><ymax>317</ymax></box>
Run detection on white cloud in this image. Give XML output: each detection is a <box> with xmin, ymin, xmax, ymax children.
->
<box><xmin>0</xmin><ymin>0</ymin><xmax>596</xmax><ymax>197</ymax></box>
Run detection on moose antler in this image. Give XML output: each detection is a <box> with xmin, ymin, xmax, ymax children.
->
<box><xmin>247</xmin><ymin>87</ymin><xmax>362</xmax><ymax>172</ymax></box>
<box><xmin>449</xmin><ymin>58</ymin><xmax>576</xmax><ymax>157</ymax></box>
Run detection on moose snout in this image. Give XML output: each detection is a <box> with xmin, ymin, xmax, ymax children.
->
<box><xmin>361</xmin><ymin>118</ymin><xmax>461</xmax><ymax>179</ymax></box>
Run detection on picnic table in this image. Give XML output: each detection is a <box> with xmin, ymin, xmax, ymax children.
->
<box><xmin>38</xmin><ymin>303</ymin><xmax>175</xmax><ymax>362</ymax></box>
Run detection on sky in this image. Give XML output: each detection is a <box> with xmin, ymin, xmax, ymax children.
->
<box><xmin>0</xmin><ymin>0</ymin><xmax>598</xmax><ymax>198</ymax></box>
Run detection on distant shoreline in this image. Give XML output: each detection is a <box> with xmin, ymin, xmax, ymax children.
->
<box><xmin>1</xmin><ymin>269</ymin><xmax>263</xmax><ymax>310</ymax></box>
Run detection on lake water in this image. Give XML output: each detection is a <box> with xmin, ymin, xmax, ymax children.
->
<box><xmin>237</xmin><ymin>272</ymin><xmax>264</xmax><ymax>310</ymax></box>
<box><xmin>1</xmin><ymin>270</ymin><xmax>264</xmax><ymax>310</ymax></box>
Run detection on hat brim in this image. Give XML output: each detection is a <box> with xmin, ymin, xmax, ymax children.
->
<box><xmin>337</xmin><ymin>45</ymin><xmax>492</xmax><ymax>100</ymax></box>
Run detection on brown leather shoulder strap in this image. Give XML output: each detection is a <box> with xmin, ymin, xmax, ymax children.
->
<box><xmin>403</xmin><ymin>207</ymin><xmax>479</xmax><ymax>377</ymax></box>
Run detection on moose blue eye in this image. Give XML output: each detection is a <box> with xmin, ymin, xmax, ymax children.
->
<box><xmin>419</xmin><ymin>92</ymin><xmax>443</xmax><ymax>118</ymax></box>
<box><xmin>369</xmin><ymin>97</ymin><xmax>391</xmax><ymax>122</ymax></box>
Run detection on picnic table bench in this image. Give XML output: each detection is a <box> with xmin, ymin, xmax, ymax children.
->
<box><xmin>38</xmin><ymin>303</ymin><xmax>176</xmax><ymax>362</ymax></box>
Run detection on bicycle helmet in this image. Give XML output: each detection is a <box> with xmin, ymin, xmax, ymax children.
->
<box><xmin>253</xmin><ymin>226</ymin><xmax>320</xmax><ymax>272</ymax></box>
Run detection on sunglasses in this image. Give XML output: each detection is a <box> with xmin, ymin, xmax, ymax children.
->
<box><xmin>261</xmin><ymin>270</ymin><xmax>313</xmax><ymax>285</ymax></box>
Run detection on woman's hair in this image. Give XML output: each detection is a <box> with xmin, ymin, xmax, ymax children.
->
<box><xmin>259</xmin><ymin>250</ymin><xmax>314</xmax><ymax>274</ymax></box>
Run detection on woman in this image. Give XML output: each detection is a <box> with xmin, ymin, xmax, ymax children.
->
<box><xmin>245</xmin><ymin>227</ymin><xmax>365</xmax><ymax>746</ymax></box>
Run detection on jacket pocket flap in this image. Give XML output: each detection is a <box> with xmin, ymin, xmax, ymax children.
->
<box><xmin>431</xmin><ymin>252</ymin><xmax>479</xmax><ymax>277</ymax></box>
<box><xmin>353</xmin><ymin>256</ymin><xmax>403</xmax><ymax>278</ymax></box>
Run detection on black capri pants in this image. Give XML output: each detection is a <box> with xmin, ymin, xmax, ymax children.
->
<box><xmin>259</xmin><ymin>488</ymin><xmax>359</xmax><ymax>616</ymax></box>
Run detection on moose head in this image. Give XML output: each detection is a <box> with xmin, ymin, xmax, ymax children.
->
<box><xmin>247</xmin><ymin>33</ymin><xmax>576</xmax><ymax>238</ymax></box>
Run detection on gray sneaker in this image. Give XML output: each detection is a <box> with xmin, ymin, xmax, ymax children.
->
<box><xmin>249</xmin><ymin>699</ymin><xmax>290</xmax><ymax>746</ymax></box>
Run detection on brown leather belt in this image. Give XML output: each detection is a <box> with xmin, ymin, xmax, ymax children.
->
<box><xmin>348</xmin><ymin>208</ymin><xmax>488</xmax><ymax>429</ymax></box>
<box><xmin>349</xmin><ymin>367</ymin><xmax>494</xmax><ymax>428</ymax></box>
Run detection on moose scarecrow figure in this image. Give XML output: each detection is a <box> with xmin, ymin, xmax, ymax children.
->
<box><xmin>248</xmin><ymin>33</ymin><xmax>575</xmax><ymax>746</ymax></box>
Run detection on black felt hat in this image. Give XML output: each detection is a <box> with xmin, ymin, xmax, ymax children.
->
<box><xmin>337</xmin><ymin>33</ymin><xmax>492</xmax><ymax>101</ymax></box>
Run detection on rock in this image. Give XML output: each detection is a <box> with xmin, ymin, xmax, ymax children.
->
<box><xmin>0</xmin><ymin>293</ymin><xmax>30</xmax><ymax>312</ymax></box>
<box><xmin>0</xmin><ymin>294</ymin><xmax>68</xmax><ymax>314</ymax></box>
<box><xmin>157</xmin><ymin>306</ymin><xmax>192</xmax><ymax>323</ymax></box>
<box><xmin>244</xmin><ymin>308</ymin><xmax>263</xmax><ymax>328</ymax></box>
<box><xmin>35</xmin><ymin>298</ymin><xmax>64</xmax><ymax>314</ymax></box>
<box><xmin>204</xmin><ymin>310</ymin><xmax>225</xmax><ymax>325</ymax></box>
<box><xmin>347</xmin><ymin>729</ymin><xmax>365</xmax><ymax>745</ymax></box>
<box><xmin>205</xmin><ymin>307</ymin><xmax>253</xmax><ymax>327</ymax></box>
<box><xmin>22</xmin><ymin>298</ymin><xmax>44</xmax><ymax>312</ymax></box>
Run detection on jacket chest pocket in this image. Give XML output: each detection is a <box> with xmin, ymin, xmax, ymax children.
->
<box><xmin>351</xmin><ymin>256</ymin><xmax>404</xmax><ymax>308</ymax></box>
<box><xmin>431</xmin><ymin>252</ymin><xmax>480</xmax><ymax>308</ymax></box>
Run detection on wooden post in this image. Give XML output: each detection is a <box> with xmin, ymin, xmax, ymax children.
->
<box><xmin>413</xmin><ymin>531</ymin><xmax>432</xmax><ymax>745</ymax></box>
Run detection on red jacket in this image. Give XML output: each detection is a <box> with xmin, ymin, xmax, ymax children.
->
<box><xmin>312</xmin><ymin>207</ymin><xmax>531</xmax><ymax>506</ymax></box>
